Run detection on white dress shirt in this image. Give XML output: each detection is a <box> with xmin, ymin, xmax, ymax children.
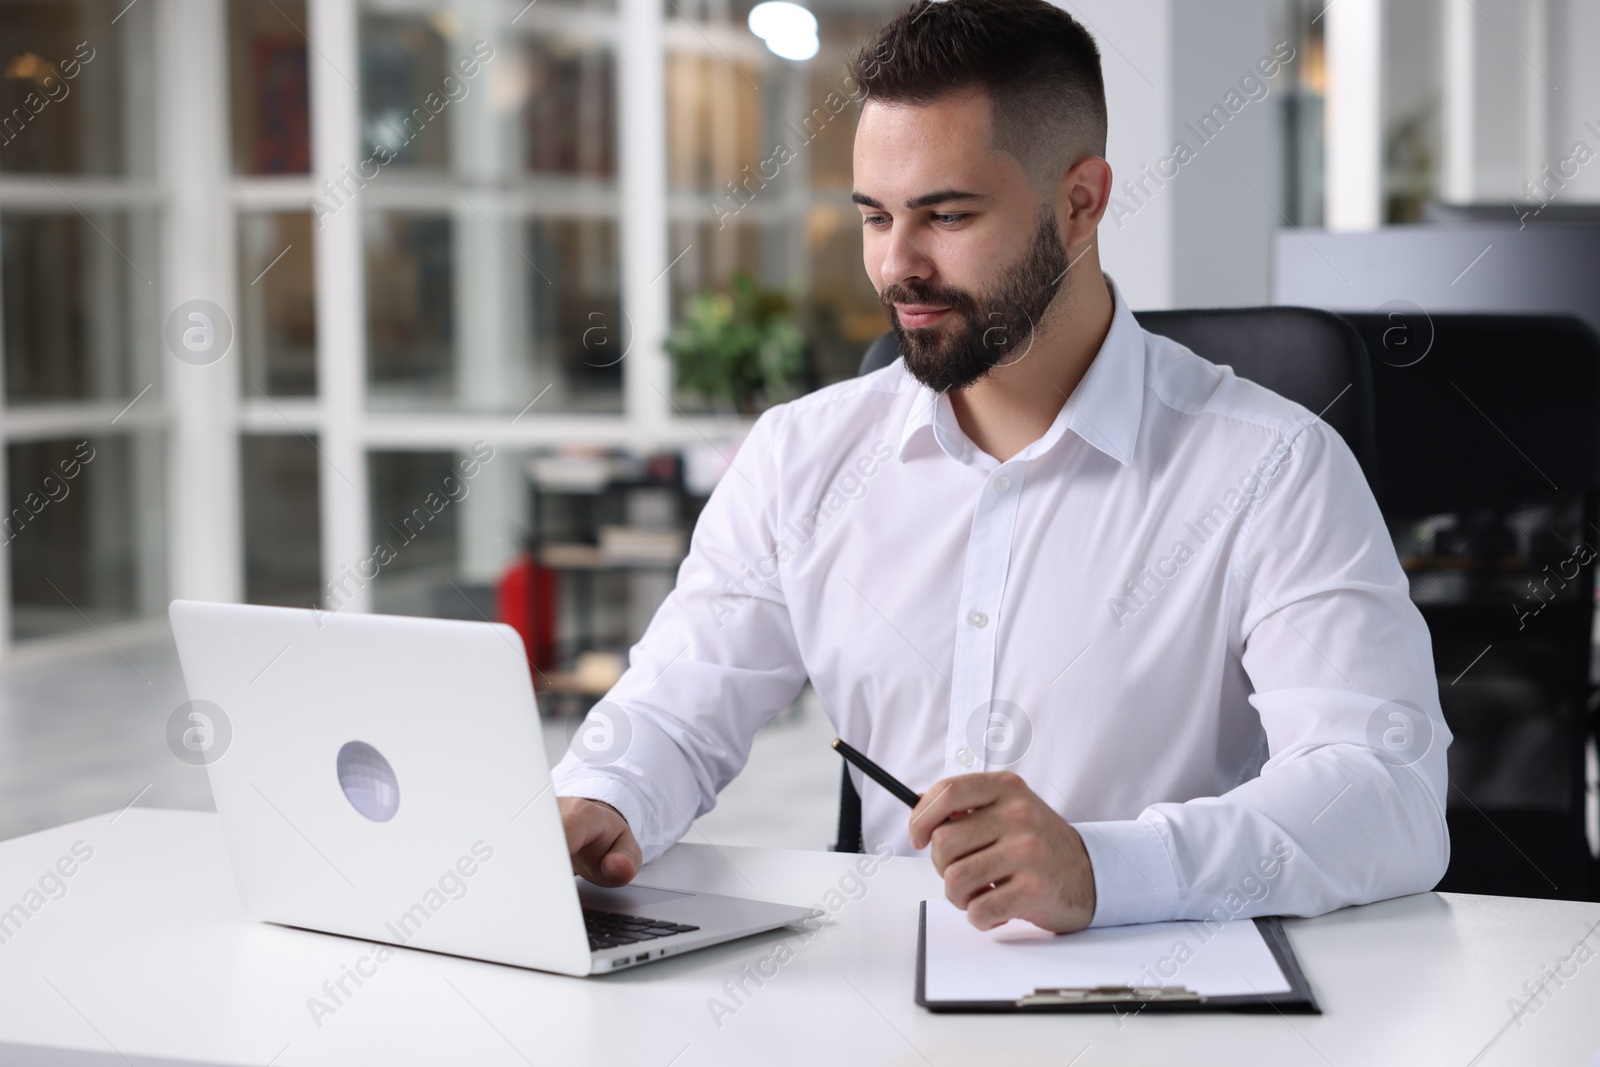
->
<box><xmin>553</xmin><ymin>273</ymin><xmax>1452</xmax><ymax>927</ymax></box>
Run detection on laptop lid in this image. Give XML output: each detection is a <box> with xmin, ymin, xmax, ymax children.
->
<box><xmin>168</xmin><ymin>600</ymin><xmax>594</xmax><ymax>976</ymax></box>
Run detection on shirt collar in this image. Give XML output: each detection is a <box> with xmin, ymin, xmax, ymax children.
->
<box><xmin>895</xmin><ymin>273</ymin><xmax>1145</xmax><ymax>468</ymax></box>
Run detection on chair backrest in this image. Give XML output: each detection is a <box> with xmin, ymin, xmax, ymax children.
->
<box><xmin>1341</xmin><ymin>311</ymin><xmax>1600</xmax><ymax>901</ymax></box>
<box><xmin>1340</xmin><ymin>312</ymin><xmax>1600</xmax><ymax>515</ymax></box>
<box><xmin>857</xmin><ymin>307</ymin><xmax>1381</xmax><ymax>493</ymax></box>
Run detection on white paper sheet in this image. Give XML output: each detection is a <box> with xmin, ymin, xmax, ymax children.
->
<box><xmin>922</xmin><ymin>898</ymin><xmax>1293</xmax><ymax>1003</ymax></box>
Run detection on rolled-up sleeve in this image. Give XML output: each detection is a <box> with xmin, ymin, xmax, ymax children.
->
<box><xmin>1081</xmin><ymin>417</ymin><xmax>1452</xmax><ymax>926</ymax></box>
<box><xmin>551</xmin><ymin>405</ymin><xmax>809</xmax><ymax>862</ymax></box>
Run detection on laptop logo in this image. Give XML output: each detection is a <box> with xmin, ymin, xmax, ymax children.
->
<box><xmin>337</xmin><ymin>741</ymin><xmax>400</xmax><ymax>822</ymax></box>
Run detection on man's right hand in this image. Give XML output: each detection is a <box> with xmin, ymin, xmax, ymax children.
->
<box><xmin>559</xmin><ymin>796</ymin><xmax>643</xmax><ymax>887</ymax></box>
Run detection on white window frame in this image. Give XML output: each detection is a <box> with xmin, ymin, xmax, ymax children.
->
<box><xmin>1</xmin><ymin>0</ymin><xmax>832</xmax><ymax>656</ymax></box>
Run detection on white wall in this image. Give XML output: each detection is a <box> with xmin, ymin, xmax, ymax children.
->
<box><xmin>1443</xmin><ymin>0</ymin><xmax>1600</xmax><ymax>206</ymax></box>
<box><xmin>1546</xmin><ymin>0</ymin><xmax>1600</xmax><ymax>200</ymax></box>
<box><xmin>1074</xmin><ymin>0</ymin><xmax>1174</xmax><ymax>310</ymax></box>
<box><xmin>1168</xmin><ymin>0</ymin><xmax>1282</xmax><ymax>305</ymax></box>
<box><xmin>1071</xmin><ymin>0</ymin><xmax>1284</xmax><ymax>310</ymax></box>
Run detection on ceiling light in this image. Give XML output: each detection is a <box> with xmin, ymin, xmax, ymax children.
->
<box><xmin>748</xmin><ymin>2</ymin><xmax>819</xmax><ymax>62</ymax></box>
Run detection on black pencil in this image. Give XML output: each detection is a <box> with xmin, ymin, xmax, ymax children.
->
<box><xmin>832</xmin><ymin>737</ymin><xmax>922</xmax><ymax>808</ymax></box>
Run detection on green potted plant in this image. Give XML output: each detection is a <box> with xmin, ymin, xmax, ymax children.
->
<box><xmin>664</xmin><ymin>270</ymin><xmax>807</xmax><ymax>415</ymax></box>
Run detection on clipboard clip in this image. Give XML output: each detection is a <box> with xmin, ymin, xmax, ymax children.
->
<box><xmin>1016</xmin><ymin>984</ymin><xmax>1202</xmax><ymax>1007</ymax></box>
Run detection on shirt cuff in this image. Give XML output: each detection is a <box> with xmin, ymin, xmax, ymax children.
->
<box><xmin>1074</xmin><ymin>818</ymin><xmax>1181</xmax><ymax>927</ymax></box>
<box><xmin>551</xmin><ymin>772</ymin><xmax>653</xmax><ymax>856</ymax></box>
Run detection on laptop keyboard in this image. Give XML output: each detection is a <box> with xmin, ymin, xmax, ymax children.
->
<box><xmin>583</xmin><ymin>909</ymin><xmax>701</xmax><ymax>952</ymax></box>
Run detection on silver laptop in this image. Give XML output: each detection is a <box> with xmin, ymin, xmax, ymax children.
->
<box><xmin>168</xmin><ymin>599</ymin><xmax>818</xmax><ymax>976</ymax></box>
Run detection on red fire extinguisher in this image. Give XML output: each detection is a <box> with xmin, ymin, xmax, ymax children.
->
<box><xmin>495</xmin><ymin>555</ymin><xmax>558</xmax><ymax>672</ymax></box>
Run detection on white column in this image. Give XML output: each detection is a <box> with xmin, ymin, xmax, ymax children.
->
<box><xmin>310</xmin><ymin>0</ymin><xmax>373</xmax><ymax>611</ymax></box>
<box><xmin>453</xmin><ymin>12</ymin><xmax>525</xmax><ymax>411</ymax></box>
<box><xmin>157</xmin><ymin>0</ymin><xmax>242</xmax><ymax>604</ymax></box>
<box><xmin>0</xmin><ymin>244</ymin><xmax>10</xmax><ymax>654</ymax></box>
<box><xmin>619</xmin><ymin>0</ymin><xmax>671</xmax><ymax>438</ymax></box>
<box><xmin>1072</xmin><ymin>0</ymin><xmax>1174</xmax><ymax>310</ymax></box>
<box><xmin>126</xmin><ymin>0</ymin><xmax>164</xmax><ymax>614</ymax></box>
<box><xmin>1524</xmin><ymin>0</ymin><xmax>1549</xmax><ymax>187</ymax></box>
<box><xmin>1167</xmin><ymin>0</ymin><xmax>1280</xmax><ymax>306</ymax></box>
<box><xmin>1325</xmin><ymin>0</ymin><xmax>1384</xmax><ymax>231</ymax></box>
<box><xmin>452</xmin><ymin>9</ymin><xmax>528</xmax><ymax>587</ymax></box>
<box><xmin>776</xmin><ymin>59</ymin><xmax>809</xmax><ymax>290</ymax></box>
<box><xmin>1547</xmin><ymin>0</ymin><xmax>1600</xmax><ymax>200</ymax></box>
<box><xmin>1442</xmin><ymin>0</ymin><xmax>1476</xmax><ymax>201</ymax></box>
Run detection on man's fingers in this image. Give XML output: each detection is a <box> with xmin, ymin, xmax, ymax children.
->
<box><xmin>575</xmin><ymin>819</ymin><xmax>640</xmax><ymax>887</ymax></box>
<box><xmin>574</xmin><ymin>841</ymin><xmax>624</xmax><ymax>886</ymax></box>
<box><xmin>561</xmin><ymin>804</ymin><xmax>590</xmax><ymax>856</ymax></box>
<box><xmin>560</xmin><ymin>798</ymin><xmax>641</xmax><ymax>887</ymax></box>
<box><xmin>944</xmin><ymin>844</ymin><xmax>1012</xmax><ymax>908</ymax></box>
<box><xmin>911</xmin><ymin>779</ymin><xmax>977</xmax><ymax>846</ymax></box>
<box><xmin>596</xmin><ymin>825</ymin><xmax>643</xmax><ymax>886</ymax></box>
<box><xmin>598</xmin><ymin>850</ymin><xmax>636</xmax><ymax>885</ymax></box>
<box><xmin>964</xmin><ymin>878</ymin><xmax>1025</xmax><ymax>931</ymax></box>
<box><xmin>929</xmin><ymin>809</ymin><xmax>1001</xmax><ymax>874</ymax></box>
<box><xmin>910</xmin><ymin>772</ymin><xmax>1016</xmax><ymax>848</ymax></box>
<box><xmin>561</xmin><ymin>797</ymin><xmax>612</xmax><ymax>854</ymax></box>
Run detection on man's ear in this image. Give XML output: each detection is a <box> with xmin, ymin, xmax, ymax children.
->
<box><xmin>1057</xmin><ymin>155</ymin><xmax>1113</xmax><ymax>250</ymax></box>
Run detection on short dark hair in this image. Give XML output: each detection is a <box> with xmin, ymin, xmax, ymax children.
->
<box><xmin>847</xmin><ymin>0</ymin><xmax>1108</xmax><ymax>191</ymax></box>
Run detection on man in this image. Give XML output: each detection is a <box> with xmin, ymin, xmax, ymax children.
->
<box><xmin>556</xmin><ymin>0</ymin><xmax>1450</xmax><ymax>934</ymax></box>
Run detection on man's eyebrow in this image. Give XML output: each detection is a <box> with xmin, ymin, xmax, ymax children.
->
<box><xmin>851</xmin><ymin>189</ymin><xmax>991</xmax><ymax>211</ymax></box>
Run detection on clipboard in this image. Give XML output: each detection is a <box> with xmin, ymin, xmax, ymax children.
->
<box><xmin>914</xmin><ymin>900</ymin><xmax>1320</xmax><ymax>1014</ymax></box>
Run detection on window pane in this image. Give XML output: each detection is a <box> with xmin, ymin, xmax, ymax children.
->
<box><xmin>2</xmin><ymin>209</ymin><xmax>160</xmax><ymax>404</ymax></box>
<box><xmin>1280</xmin><ymin>0</ymin><xmax>1326</xmax><ymax>226</ymax></box>
<box><xmin>364</xmin><ymin>210</ymin><xmax>623</xmax><ymax>414</ymax></box>
<box><xmin>354</xmin><ymin>11</ymin><xmax>623</xmax><ymax>415</ymax></box>
<box><xmin>524</xmin><ymin>35</ymin><xmax>616</xmax><ymax>177</ymax></box>
<box><xmin>517</xmin><ymin>0</ymin><xmax>615</xmax><ymax>10</ymax></box>
<box><xmin>668</xmin><ymin>206</ymin><xmax>887</xmax><ymax>409</ymax></box>
<box><xmin>359</xmin><ymin>14</ymin><xmax>453</xmax><ymax>171</ymax></box>
<box><xmin>7</xmin><ymin>433</ymin><xmax>165</xmax><ymax>641</ymax></box>
<box><xmin>228</xmin><ymin>0</ymin><xmax>312</xmax><ymax>175</ymax></box>
<box><xmin>365</xmin><ymin>210</ymin><xmax>453</xmax><ymax>406</ymax></box>
<box><xmin>804</xmin><ymin>8</ymin><xmax>888</xmax><ymax>189</ymax></box>
<box><xmin>665</xmin><ymin>216</ymin><xmax>796</xmax><ymax>413</ymax></box>
<box><xmin>0</xmin><ymin>0</ymin><xmax>152</xmax><ymax>176</ymax></box>
<box><xmin>242</xmin><ymin>435</ymin><xmax>321</xmax><ymax>608</ymax></box>
<box><xmin>367</xmin><ymin>450</ymin><xmax>463</xmax><ymax>616</ymax></box>
<box><xmin>239</xmin><ymin>212</ymin><xmax>317</xmax><ymax>396</ymax></box>
<box><xmin>808</xmin><ymin>201</ymin><xmax>885</xmax><ymax>383</ymax></box>
<box><xmin>665</xmin><ymin>1</ymin><xmax>900</xmax><ymax>412</ymax></box>
<box><xmin>663</xmin><ymin>3</ymin><xmax>898</xmax><ymax>189</ymax></box>
<box><xmin>527</xmin><ymin>217</ymin><xmax>623</xmax><ymax>412</ymax></box>
<box><xmin>666</xmin><ymin>49</ymin><xmax>764</xmax><ymax>192</ymax></box>
<box><xmin>367</xmin><ymin>444</ymin><xmax>521</xmax><ymax>622</ymax></box>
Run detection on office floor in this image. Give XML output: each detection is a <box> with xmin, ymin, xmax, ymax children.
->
<box><xmin>0</xmin><ymin>627</ymin><xmax>840</xmax><ymax>850</ymax></box>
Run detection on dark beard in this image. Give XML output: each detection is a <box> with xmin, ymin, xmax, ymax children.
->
<box><xmin>883</xmin><ymin>205</ymin><xmax>1071</xmax><ymax>394</ymax></box>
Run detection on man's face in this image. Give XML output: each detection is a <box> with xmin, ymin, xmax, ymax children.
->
<box><xmin>853</xmin><ymin>91</ymin><xmax>1070</xmax><ymax>394</ymax></box>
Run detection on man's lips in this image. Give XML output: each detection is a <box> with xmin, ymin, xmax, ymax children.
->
<box><xmin>895</xmin><ymin>304</ymin><xmax>951</xmax><ymax>328</ymax></box>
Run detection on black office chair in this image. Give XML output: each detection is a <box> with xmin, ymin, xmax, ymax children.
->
<box><xmin>1342</xmin><ymin>311</ymin><xmax>1600</xmax><ymax>902</ymax></box>
<box><xmin>834</xmin><ymin>307</ymin><xmax>1379</xmax><ymax>853</ymax></box>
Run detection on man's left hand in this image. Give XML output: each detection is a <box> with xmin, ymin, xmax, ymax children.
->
<box><xmin>909</xmin><ymin>770</ymin><xmax>1096</xmax><ymax>933</ymax></box>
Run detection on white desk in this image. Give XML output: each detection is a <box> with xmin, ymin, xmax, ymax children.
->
<box><xmin>0</xmin><ymin>809</ymin><xmax>1597</xmax><ymax>1066</ymax></box>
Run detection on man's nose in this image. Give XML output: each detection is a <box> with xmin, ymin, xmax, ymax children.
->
<box><xmin>877</xmin><ymin>225</ymin><xmax>934</xmax><ymax>291</ymax></box>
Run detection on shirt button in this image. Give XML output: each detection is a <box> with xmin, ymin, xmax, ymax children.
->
<box><xmin>956</xmin><ymin>746</ymin><xmax>975</xmax><ymax>767</ymax></box>
<box><xmin>993</xmin><ymin>474</ymin><xmax>1012</xmax><ymax>492</ymax></box>
<box><xmin>968</xmin><ymin>610</ymin><xmax>989</xmax><ymax>629</ymax></box>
